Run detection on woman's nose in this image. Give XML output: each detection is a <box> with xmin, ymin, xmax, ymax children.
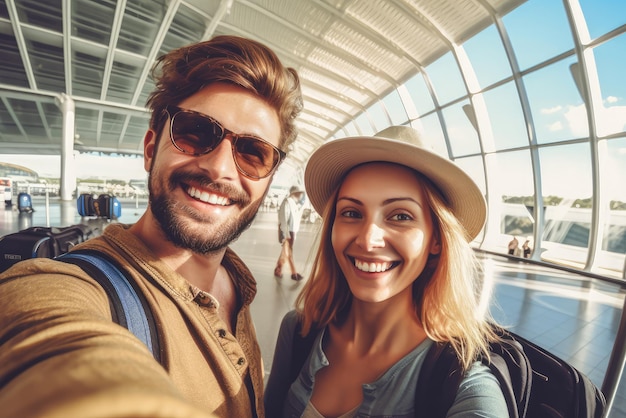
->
<box><xmin>356</xmin><ymin>222</ymin><xmax>385</xmax><ymax>250</ymax></box>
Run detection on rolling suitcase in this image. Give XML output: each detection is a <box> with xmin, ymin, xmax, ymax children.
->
<box><xmin>17</xmin><ymin>192</ymin><xmax>34</xmax><ymax>213</ymax></box>
<box><xmin>0</xmin><ymin>224</ymin><xmax>96</xmax><ymax>273</ymax></box>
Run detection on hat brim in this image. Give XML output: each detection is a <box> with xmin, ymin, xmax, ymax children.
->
<box><xmin>304</xmin><ymin>136</ymin><xmax>486</xmax><ymax>241</ymax></box>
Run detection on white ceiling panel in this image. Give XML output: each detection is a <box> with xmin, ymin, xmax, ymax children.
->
<box><xmin>0</xmin><ymin>0</ymin><xmax>526</xmax><ymax>174</ymax></box>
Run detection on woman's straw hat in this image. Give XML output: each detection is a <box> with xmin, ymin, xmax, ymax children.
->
<box><xmin>304</xmin><ymin>125</ymin><xmax>486</xmax><ymax>241</ymax></box>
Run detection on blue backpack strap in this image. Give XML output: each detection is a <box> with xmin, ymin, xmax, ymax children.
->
<box><xmin>57</xmin><ymin>251</ymin><xmax>161</xmax><ymax>363</ymax></box>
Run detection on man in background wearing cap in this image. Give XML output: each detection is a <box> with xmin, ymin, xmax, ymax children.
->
<box><xmin>274</xmin><ymin>185</ymin><xmax>305</xmax><ymax>281</ymax></box>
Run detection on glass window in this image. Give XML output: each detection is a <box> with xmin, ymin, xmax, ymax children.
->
<box><xmin>503</xmin><ymin>0</ymin><xmax>574</xmax><ymax>71</ymax></box>
<box><xmin>538</xmin><ymin>143</ymin><xmax>593</xmax><ymax>267</ymax></box>
<box><xmin>366</xmin><ymin>101</ymin><xmax>390</xmax><ymax>132</ymax></box>
<box><xmin>599</xmin><ymin>137</ymin><xmax>626</xmax><ymax>274</ymax></box>
<box><xmin>403</xmin><ymin>73</ymin><xmax>435</xmax><ymax>116</ymax></box>
<box><xmin>442</xmin><ymin>100</ymin><xmax>480</xmax><ymax>157</ymax></box>
<box><xmin>590</xmin><ymin>33</ymin><xmax>626</xmax><ymax>137</ymax></box>
<box><xmin>463</xmin><ymin>25</ymin><xmax>512</xmax><ymax>89</ymax></box>
<box><xmin>343</xmin><ymin>121</ymin><xmax>359</xmax><ymax>137</ymax></box>
<box><xmin>579</xmin><ymin>0</ymin><xmax>626</xmax><ymax>41</ymax></box>
<box><xmin>604</xmin><ymin>137</ymin><xmax>626</xmax><ymax>210</ymax></box>
<box><xmin>410</xmin><ymin>114</ymin><xmax>447</xmax><ymax>158</ymax></box>
<box><xmin>524</xmin><ymin>56</ymin><xmax>587</xmax><ymax>144</ymax></box>
<box><xmin>426</xmin><ymin>52</ymin><xmax>467</xmax><ymax>106</ymax></box>
<box><xmin>482</xmin><ymin>150</ymin><xmax>535</xmax><ymax>253</ymax></box>
<box><xmin>381</xmin><ymin>89</ymin><xmax>408</xmax><ymax>126</ymax></box>
<box><xmin>455</xmin><ymin>155</ymin><xmax>487</xmax><ymax>243</ymax></box>
<box><xmin>354</xmin><ymin>112</ymin><xmax>374</xmax><ymax>136</ymax></box>
<box><xmin>455</xmin><ymin>155</ymin><xmax>486</xmax><ymax>196</ymax></box>
<box><xmin>480</xmin><ymin>81</ymin><xmax>528</xmax><ymax>151</ymax></box>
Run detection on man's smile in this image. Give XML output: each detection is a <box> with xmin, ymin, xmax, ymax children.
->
<box><xmin>185</xmin><ymin>185</ymin><xmax>232</xmax><ymax>206</ymax></box>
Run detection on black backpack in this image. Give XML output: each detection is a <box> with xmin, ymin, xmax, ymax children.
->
<box><xmin>287</xmin><ymin>322</ymin><xmax>606</xmax><ymax>418</ymax></box>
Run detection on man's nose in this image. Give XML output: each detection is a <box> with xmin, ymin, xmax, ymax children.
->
<box><xmin>200</xmin><ymin>136</ymin><xmax>239</xmax><ymax>179</ymax></box>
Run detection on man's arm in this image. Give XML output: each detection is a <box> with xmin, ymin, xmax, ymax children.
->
<box><xmin>0</xmin><ymin>258</ymin><xmax>214</xmax><ymax>418</ymax></box>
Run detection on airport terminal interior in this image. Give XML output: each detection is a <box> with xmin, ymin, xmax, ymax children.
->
<box><xmin>1</xmin><ymin>0</ymin><xmax>626</xmax><ymax>416</ymax></box>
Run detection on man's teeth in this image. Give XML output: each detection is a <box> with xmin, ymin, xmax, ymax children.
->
<box><xmin>354</xmin><ymin>259</ymin><xmax>392</xmax><ymax>273</ymax></box>
<box><xmin>187</xmin><ymin>186</ymin><xmax>230</xmax><ymax>205</ymax></box>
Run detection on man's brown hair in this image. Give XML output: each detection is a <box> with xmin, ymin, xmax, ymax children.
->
<box><xmin>146</xmin><ymin>35</ymin><xmax>302</xmax><ymax>152</ymax></box>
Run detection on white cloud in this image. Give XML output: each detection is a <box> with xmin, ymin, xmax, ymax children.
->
<box><xmin>606</xmin><ymin>96</ymin><xmax>619</xmax><ymax>104</ymax></box>
<box><xmin>548</xmin><ymin>121</ymin><xmax>563</xmax><ymax>132</ymax></box>
<box><xmin>541</xmin><ymin>105</ymin><xmax>562</xmax><ymax>114</ymax></box>
<box><xmin>560</xmin><ymin>101</ymin><xmax>626</xmax><ymax>138</ymax></box>
<box><xmin>563</xmin><ymin>104</ymin><xmax>589</xmax><ymax>137</ymax></box>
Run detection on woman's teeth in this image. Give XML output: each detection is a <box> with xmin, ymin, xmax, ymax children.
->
<box><xmin>354</xmin><ymin>259</ymin><xmax>392</xmax><ymax>273</ymax></box>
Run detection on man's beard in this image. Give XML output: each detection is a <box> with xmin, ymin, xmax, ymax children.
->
<box><xmin>148</xmin><ymin>169</ymin><xmax>262</xmax><ymax>254</ymax></box>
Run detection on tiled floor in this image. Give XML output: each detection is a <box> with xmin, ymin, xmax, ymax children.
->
<box><xmin>3</xmin><ymin>197</ymin><xmax>626</xmax><ymax>417</ymax></box>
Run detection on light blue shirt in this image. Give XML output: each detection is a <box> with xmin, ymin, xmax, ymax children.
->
<box><xmin>268</xmin><ymin>311</ymin><xmax>508</xmax><ymax>418</ymax></box>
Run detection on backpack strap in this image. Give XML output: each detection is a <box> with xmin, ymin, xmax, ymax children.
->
<box><xmin>487</xmin><ymin>331</ymin><xmax>530</xmax><ymax>418</ymax></box>
<box><xmin>414</xmin><ymin>331</ymin><xmax>529</xmax><ymax>418</ymax></box>
<box><xmin>265</xmin><ymin>313</ymin><xmax>319</xmax><ymax>418</ymax></box>
<box><xmin>290</xmin><ymin>318</ymin><xmax>319</xmax><ymax>383</ymax></box>
<box><xmin>57</xmin><ymin>250</ymin><xmax>161</xmax><ymax>363</ymax></box>
<box><xmin>414</xmin><ymin>342</ymin><xmax>464</xmax><ymax>417</ymax></box>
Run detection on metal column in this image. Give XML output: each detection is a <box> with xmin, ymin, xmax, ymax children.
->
<box><xmin>55</xmin><ymin>93</ymin><xmax>77</xmax><ymax>201</ymax></box>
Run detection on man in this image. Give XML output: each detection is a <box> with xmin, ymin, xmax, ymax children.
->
<box><xmin>273</xmin><ymin>185</ymin><xmax>305</xmax><ymax>281</ymax></box>
<box><xmin>0</xmin><ymin>35</ymin><xmax>302</xmax><ymax>418</ymax></box>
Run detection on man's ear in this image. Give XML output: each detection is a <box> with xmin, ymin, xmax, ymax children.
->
<box><xmin>143</xmin><ymin>129</ymin><xmax>156</xmax><ymax>171</ymax></box>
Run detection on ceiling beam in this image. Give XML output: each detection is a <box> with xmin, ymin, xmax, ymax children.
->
<box><xmin>129</xmin><ymin>0</ymin><xmax>182</xmax><ymax>107</ymax></box>
<box><xmin>5</xmin><ymin>0</ymin><xmax>37</xmax><ymax>89</ymax></box>
<box><xmin>62</xmin><ymin>0</ymin><xmax>72</xmax><ymax>94</ymax></box>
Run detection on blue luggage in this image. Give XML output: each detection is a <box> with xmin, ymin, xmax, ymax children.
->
<box><xmin>17</xmin><ymin>192</ymin><xmax>33</xmax><ymax>213</ymax></box>
<box><xmin>77</xmin><ymin>193</ymin><xmax>121</xmax><ymax>219</ymax></box>
<box><xmin>94</xmin><ymin>194</ymin><xmax>122</xmax><ymax>220</ymax></box>
<box><xmin>77</xmin><ymin>193</ymin><xmax>97</xmax><ymax>217</ymax></box>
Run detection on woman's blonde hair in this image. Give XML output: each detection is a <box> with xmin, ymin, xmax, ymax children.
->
<box><xmin>296</xmin><ymin>167</ymin><xmax>498</xmax><ymax>371</ymax></box>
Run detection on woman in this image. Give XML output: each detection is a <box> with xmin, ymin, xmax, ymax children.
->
<box><xmin>265</xmin><ymin>126</ymin><xmax>508</xmax><ymax>417</ymax></box>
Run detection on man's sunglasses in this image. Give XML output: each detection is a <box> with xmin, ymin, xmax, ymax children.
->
<box><xmin>164</xmin><ymin>106</ymin><xmax>285</xmax><ymax>179</ymax></box>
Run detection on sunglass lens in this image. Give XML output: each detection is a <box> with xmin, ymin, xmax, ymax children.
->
<box><xmin>171</xmin><ymin>112</ymin><xmax>222</xmax><ymax>155</ymax></box>
<box><xmin>234</xmin><ymin>136</ymin><xmax>279</xmax><ymax>178</ymax></box>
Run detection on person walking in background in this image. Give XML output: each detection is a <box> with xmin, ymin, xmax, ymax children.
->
<box><xmin>0</xmin><ymin>35</ymin><xmax>302</xmax><ymax>418</ymax></box>
<box><xmin>264</xmin><ymin>126</ymin><xmax>507</xmax><ymax>417</ymax></box>
<box><xmin>523</xmin><ymin>239</ymin><xmax>532</xmax><ymax>258</ymax></box>
<box><xmin>274</xmin><ymin>185</ymin><xmax>305</xmax><ymax>281</ymax></box>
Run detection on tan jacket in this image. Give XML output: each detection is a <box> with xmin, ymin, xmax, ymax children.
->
<box><xmin>0</xmin><ymin>223</ymin><xmax>264</xmax><ymax>418</ymax></box>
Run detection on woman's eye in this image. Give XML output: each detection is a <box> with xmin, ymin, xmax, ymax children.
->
<box><xmin>391</xmin><ymin>213</ymin><xmax>413</xmax><ymax>221</ymax></box>
<box><xmin>340</xmin><ymin>209</ymin><xmax>360</xmax><ymax>218</ymax></box>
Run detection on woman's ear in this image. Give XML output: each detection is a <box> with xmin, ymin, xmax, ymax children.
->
<box><xmin>430</xmin><ymin>239</ymin><xmax>441</xmax><ymax>255</ymax></box>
